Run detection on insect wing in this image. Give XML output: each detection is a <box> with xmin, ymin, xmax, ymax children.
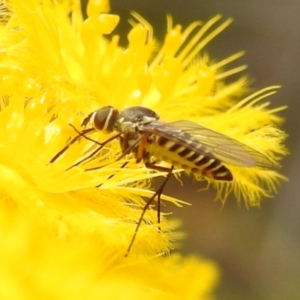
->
<box><xmin>145</xmin><ymin>120</ymin><xmax>273</xmax><ymax>168</ymax></box>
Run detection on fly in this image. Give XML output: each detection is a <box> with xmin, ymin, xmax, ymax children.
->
<box><xmin>50</xmin><ymin>106</ymin><xmax>273</xmax><ymax>256</ymax></box>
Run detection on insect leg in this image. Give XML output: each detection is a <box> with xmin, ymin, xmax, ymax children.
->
<box><xmin>95</xmin><ymin>161</ymin><xmax>129</xmax><ymax>188</ymax></box>
<box><xmin>68</xmin><ymin>124</ymin><xmax>103</xmax><ymax>146</ymax></box>
<box><xmin>145</xmin><ymin>163</ymin><xmax>174</xmax><ymax>225</ymax></box>
<box><xmin>50</xmin><ymin>127</ymin><xmax>95</xmax><ymax>163</ymax></box>
<box><xmin>85</xmin><ymin>134</ymin><xmax>144</xmax><ymax>172</ymax></box>
<box><xmin>67</xmin><ymin>131</ymin><xmax>122</xmax><ymax>170</ymax></box>
<box><xmin>125</xmin><ymin>164</ymin><xmax>174</xmax><ymax>257</ymax></box>
<box><xmin>85</xmin><ymin>135</ymin><xmax>145</xmax><ymax>188</ymax></box>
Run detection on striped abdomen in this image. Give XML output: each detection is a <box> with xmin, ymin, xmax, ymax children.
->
<box><xmin>146</xmin><ymin>135</ymin><xmax>233</xmax><ymax>181</ymax></box>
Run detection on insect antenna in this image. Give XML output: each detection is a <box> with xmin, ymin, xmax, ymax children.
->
<box><xmin>125</xmin><ymin>164</ymin><xmax>174</xmax><ymax>257</ymax></box>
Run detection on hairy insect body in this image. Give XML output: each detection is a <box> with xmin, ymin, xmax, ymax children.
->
<box><xmin>50</xmin><ymin>105</ymin><xmax>273</xmax><ymax>256</ymax></box>
<box><xmin>115</xmin><ymin>110</ymin><xmax>232</xmax><ymax>181</ymax></box>
<box><xmin>144</xmin><ymin>130</ymin><xmax>233</xmax><ymax>181</ymax></box>
<box><xmin>67</xmin><ymin>105</ymin><xmax>272</xmax><ymax>184</ymax></box>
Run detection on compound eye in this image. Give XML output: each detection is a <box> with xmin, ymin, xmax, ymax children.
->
<box><xmin>94</xmin><ymin>106</ymin><xmax>119</xmax><ymax>132</ymax></box>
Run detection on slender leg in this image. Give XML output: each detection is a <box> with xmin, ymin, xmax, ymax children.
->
<box><xmin>85</xmin><ymin>136</ymin><xmax>145</xmax><ymax>188</ymax></box>
<box><xmin>69</xmin><ymin>124</ymin><xmax>103</xmax><ymax>146</ymax></box>
<box><xmin>95</xmin><ymin>161</ymin><xmax>129</xmax><ymax>188</ymax></box>
<box><xmin>125</xmin><ymin>164</ymin><xmax>174</xmax><ymax>257</ymax></box>
<box><xmin>50</xmin><ymin>127</ymin><xmax>95</xmax><ymax>163</ymax></box>
<box><xmin>145</xmin><ymin>164</ymin><xmax>174</xmax><ymax>226</ymax></box>
<box><xmin>84</xmin><ymin>135</ymin><xmax>143</xmax><ymax>172</ymax></box>
<box><xmin>66</xmin><ymin>132</ymin><xmax>122</xmax><ymax>170</ymax></box>
<box><xmin>68</xmin><ymin>123</ymin><xmax>123</xmax><ymax>170</ymax></box>
<box><xmin>50</xmin><ymin>123</ymin><xmax>122</xmax><ymax>169</ymax></box>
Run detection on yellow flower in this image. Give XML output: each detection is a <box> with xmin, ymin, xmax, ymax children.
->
<box><xmin>0</xmin><ymin>0</ymin><xmax>287</xmax><ymax>299</ymax></box>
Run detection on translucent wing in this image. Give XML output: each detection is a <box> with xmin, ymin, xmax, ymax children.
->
<box><xmin>145</xmin><ymin>120</ymin><xmax>273</xmax><ymax>168</ymax></box>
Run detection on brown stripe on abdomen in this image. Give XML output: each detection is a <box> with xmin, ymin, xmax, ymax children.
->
<box><xmin>195</xmin><ymin>155</ymin><xmax>211</xmax><ymax>166</ymax></box>
<box><xmin>178</xmin><ymin>147</ymin><xmax>191</xmax><ymax>157</ymax></box>
<box><xmin>176</xmin><ymin>147</ymin><xmax>204</xmax><ymax>161</ymax></box>
<box><xmin>203</xmin><ymin>163</ymin><xmax>233</xmax><ymax>181</ymax></box>
<box><xmin>187</xmin><ymin>152</ymin><xmax>200</xmax><ymax>162</ymax></box>
<box><xmin>191</xmin><ymin>155</ymin><xmax>233</xmax><ymax>181</ymax></box>
<box><xmin>158</xmin><ymin>136</ymin><xmax>168</xmax><ymax>147</ymax></box>
<box><xmin>153</xmin><ymin>136</ymin><xmax>233</xmax><ymax>181</ymax></box>
<box><xmin>169</xmin><ymin>143</ymin><xmax>182</xmax><ymax>152</ymax></box>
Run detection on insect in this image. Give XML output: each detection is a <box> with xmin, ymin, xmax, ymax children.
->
<box><xmin>50</xmin><ymin>106</ymin><xmax>272</xmax><ymax>256</ymax></box>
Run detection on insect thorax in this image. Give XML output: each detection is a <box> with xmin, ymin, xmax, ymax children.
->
<box><xmin>116</xmin><ymin>106</ymin><xmax>159</xmax><ymax>155</ymax></box>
